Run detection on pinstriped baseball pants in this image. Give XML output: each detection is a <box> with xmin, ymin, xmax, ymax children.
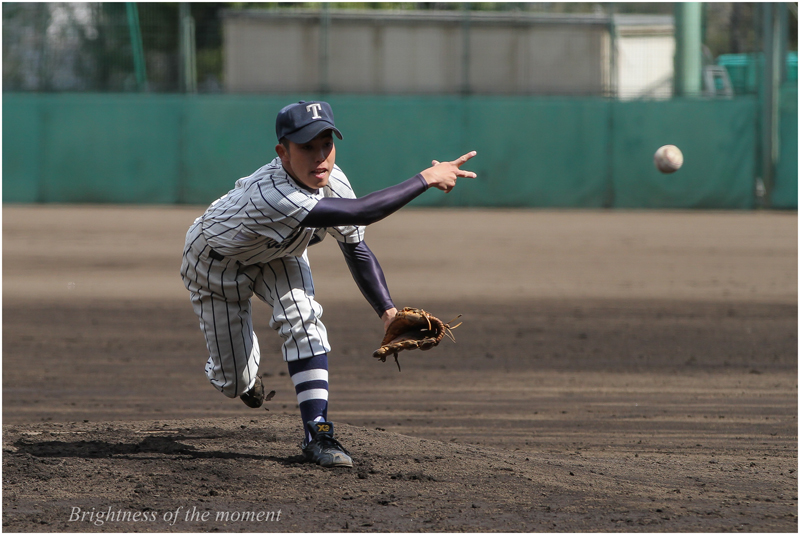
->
<box><xmin>180</xmin><ymin>219</ymin><xmax>331</xmax><ymax>398</ymax></box>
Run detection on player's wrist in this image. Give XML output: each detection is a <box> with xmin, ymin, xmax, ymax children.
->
<box><xmin>414</xmin><ymin>173</ymin><xmax>431</xmax><ymax>190</ymax></box>
<box><xmin>419</xmin><ymin>169</ymin><xmax>436</xmax><ymax>188</ymax></box>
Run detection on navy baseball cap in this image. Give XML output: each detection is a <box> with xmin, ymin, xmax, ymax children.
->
<box><xmin>275</xmin><ymin>101</ymin><xmax>343</xmax><ymax>144</ymax></box>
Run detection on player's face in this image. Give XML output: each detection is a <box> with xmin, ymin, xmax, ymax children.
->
<box><xmin>278</xmin><ymin>131</ymin><xmax>336</xmax><ymax>191</ymax></box>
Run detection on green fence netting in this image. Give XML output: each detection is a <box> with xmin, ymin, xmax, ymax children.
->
<box><xmin>2</xmin><ymin>94</ymin><xmax>785</xmax><ymax>209</ymax></box>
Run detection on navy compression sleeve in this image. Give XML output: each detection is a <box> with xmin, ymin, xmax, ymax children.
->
<box><xmin>338</xmin><ymin>241</ymin><xmax>394</xmax><ymax>317</ymax></box>
<box><xmin>300</xmin><ymin>174</ymin><xmax>427</xmax><ymax>316</ymax></box>
<box><xmin>300</xmin><ymin>174</ymin><xmax>428</xmax><ymax>228</ymax></box>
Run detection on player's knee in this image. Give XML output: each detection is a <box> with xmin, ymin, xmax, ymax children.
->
<box><xmin>204</xmin><ymin>335</ymin><xmax>261</xmax><ymax>399</ymax></box>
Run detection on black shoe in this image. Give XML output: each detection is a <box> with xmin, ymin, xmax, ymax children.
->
<box><xmin>240</xmin><ymin>376</ymin><xmax>275</xmax><ymax>408</ymax></box>
<box><xmin>302</xmin><ymin>421</ymin><xmax>353</xmax><ymax>468</ymax></box>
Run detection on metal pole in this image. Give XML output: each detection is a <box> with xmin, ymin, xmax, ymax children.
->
<box><xmin>608</xmin><ymin>3</ymin><xmax>617</xmax><ymax>98</ymax></box>
<box><xmin>761</xmin><ymin>3</ymin><xmax>775</xmax><ymax>207</ymax></box>
<box><xmin>188</xmin><ymin>14</ymin><xmax>197</xmax><ymax>92</ymax></box>
<box><xmin>37</xmin><ymin>4</ymin><xmax>49</xmax><ymax>91</ymax></box>
<box><xmin>776</xmin><ymin>2</ymin><xmax>788</xmax><ymax>85</ymax></box>
<box><xmin>319</xmin><ymin>3</ymin><xmax>330</xmax><ymax>95</ymax></box>
<box><xmin>179</xmin><ymin>3</ymin><xmax>187</xmax><ymax>91</ymax></box>
<box><xmin>461</xmin><ymin>3</ymin><xmax>471</xmax><ymax>96</ymax></box>
<box><xmin>126</xmin><ymin>2</ymin><xmax>147</xmax><ymax>91</ymax></box>
<box><xmin>179</xmin><ymin>3</ymin><xmax>197</xmax><ymax>93</ymax></box>
<box><xmin>674</xmin><ymin>2</ymin><xmax>702</xmax><ymax>97</ymax></box>
<box><xmin>760</xmin><ymin>2</ymin><xmax>787</xmax><ymax>208</ymax></box>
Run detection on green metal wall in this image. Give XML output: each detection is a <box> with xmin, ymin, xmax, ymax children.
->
<box><xmin>610</xmin><ymin>99</ymin><xmax>757</xmax><ymax>209</ymax></box>
<box><xmin>3</xmin><ymin>93</ymin><xmax>789</xmax><ymax>209</ymax></box>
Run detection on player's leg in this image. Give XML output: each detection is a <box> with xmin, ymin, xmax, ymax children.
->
<box><xmin>254</xmin><ymin>252</ymin><xmax>351</xmax><ymax>467</ymax></box>
<box><xmin>181</xmin><ymin>221</ymin><xmax>262</xmax><ymax>401</ymax></box>
<box><xmin>254</xmin><ymin>252</ymin><xmax>330</xmax><ymax>413</ymax></box>
<box><xmin>255</xmin><ymin>252</ymin><xmax>331</xmax><ymax>361</ymax></box>
<box><xmin>192</xmin><ymin>288</ymin><xmax>261</xmax><ymax>399</ymax></box>
<box><xmin>287</xmin><ymin>353</ymin><xmax>329</xmax><ymax>437</ymax></box>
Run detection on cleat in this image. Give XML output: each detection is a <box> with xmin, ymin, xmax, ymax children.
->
<box><xmin>240</xmin><ymin>376</ymin><xmax>275</xmax><ymax>408</ymax></box>
<box><xmin>301</xmin><ymin>421</ymin><xmax>353</xmax><ymax>468</ymax></box>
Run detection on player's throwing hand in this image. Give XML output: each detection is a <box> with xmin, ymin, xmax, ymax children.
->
<box><xmin>421</xmin><ymin>151</ymin><xmax>477</xmax><ymax>193</ymax></box>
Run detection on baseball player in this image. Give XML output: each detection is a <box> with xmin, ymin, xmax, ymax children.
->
<box><xmin>180</xmin><ymin>101</ymin><xmax>476</xmax><ymax>468</ymax></box>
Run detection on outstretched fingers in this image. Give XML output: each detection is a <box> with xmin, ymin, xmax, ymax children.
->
<box><xmin>453</xmin><ymin>151</ymin><xmax>477</xmax><ymax>178</ymax></box>
<box><xmin>422</xmin><ymin>151</ymin><xmax>477</xmax><ymax>192</ymax></box>
<box><xmin>433</xmin><ymin>151</ymin><xmax>477</xmax><ymax>169</ymax></box>
<box><xmin>453</xmin><ymin>150</ymin><xmax>477</xmax><ymax>167</ymax></box>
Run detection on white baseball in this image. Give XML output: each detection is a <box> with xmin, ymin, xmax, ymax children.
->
<box><xmin>654</xmin><ymin>145</ymin><xmax>683</xmax><ymax>174</ymax></box>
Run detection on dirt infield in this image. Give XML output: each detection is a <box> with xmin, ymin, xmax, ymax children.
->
<box><xmin>2</xmin><ymin>206</ymin><xmax>797</xmax><ymax>532</ymax></box>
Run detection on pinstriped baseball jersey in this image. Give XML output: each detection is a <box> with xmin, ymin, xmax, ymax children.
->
<box><xmin>180</xmin><ymin>156</ymin><xmax>370</xmax><ymax>399</ymax></box>
<box><xmin>201</xmin><ymin>157</ymin><xmax>364</xmax><ymax>265</ymax></box>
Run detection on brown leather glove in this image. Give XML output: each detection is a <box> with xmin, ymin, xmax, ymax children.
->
<box><xmin>373</xmin><ymin>307</ymin><xmax>461</xmax><ymax>371</ymax></box>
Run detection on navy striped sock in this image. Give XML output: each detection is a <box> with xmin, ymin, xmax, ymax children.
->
<box><xmin>287</xmin><ymin>353</ymin><xmax>329</xmax><ymax>443</ymax></box>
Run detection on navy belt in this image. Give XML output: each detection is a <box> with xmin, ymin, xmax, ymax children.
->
<box><xmin>209</xmin><ymin>249</ymin><xmax>225</xmax><ymax>261</ymax></box>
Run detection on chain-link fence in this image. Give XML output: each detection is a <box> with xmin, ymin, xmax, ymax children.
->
<box><xmin>3</xmin><ymin>2</ymin><xmax>797</xmax><ymax>96</ymax></box>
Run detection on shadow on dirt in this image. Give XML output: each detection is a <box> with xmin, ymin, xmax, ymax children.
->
<box><xmin>13</xmin><ymin>435</ymin><xmax>306</xmax><ymax>465</ymax></box>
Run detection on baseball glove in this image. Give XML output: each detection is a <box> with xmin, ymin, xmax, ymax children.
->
<box><xmin>373</xmin><ymin>307</ymin><xmax>462</xmax><ymax>371</ymax></box>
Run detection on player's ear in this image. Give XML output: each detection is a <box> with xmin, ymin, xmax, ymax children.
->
<box><xmin>276</xmin><ymin>138</ymin><xmax>291</xmax><ymax>161</ymax></box>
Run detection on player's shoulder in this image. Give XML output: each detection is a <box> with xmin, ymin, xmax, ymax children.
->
<box><xmin>326</xmin><ymin>164</ymin><xmax>355</xmax><ymax>194</ymax></box>
<box><xmin>254</xmin><ymin>157</ymin><xmax>284</xmax><ymax>178</ymax></box>
<box><xmin>233</xmin><ymin>158</ymin><xmax>284</xmax><ymax>190</ymax></box>
<box><xmin>328</xmin><ymin>163</ymin><xmax>346</xmax><ymax>181</ymax></box>
<box><xmin>251</xmin><ymin>158</ymin><xmax>294</xmax><ymax>186</ymax></box>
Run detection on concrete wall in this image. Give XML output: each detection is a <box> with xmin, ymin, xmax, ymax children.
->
<box><xmin>223</xmin><ymin>10</ymin><xmax>621</xmax><ymax>95</ymax></box>
<box><xmin>616</xmin><ymin>22</ymin><xmax>675</xmax><ymax>99</ymax></box>
<box><xmin>224</xmin><ymin>17</ymin><xmax>322</xmax><ymax>93</ymax></box>
<box><xmin>327</xmin><ymin>21</ymin><xmax>463</xmax><ymax>93</ymax></box>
